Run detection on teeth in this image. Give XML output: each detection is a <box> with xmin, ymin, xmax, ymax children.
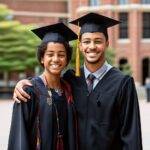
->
<box><xmin>88</xmin><ymin>52</ymin><xmax>97</xmax><ymax>56</ymax></box>
<box><xmin>51</xmin><ymin>64</ymin><xmax>60</xmax><ymax>68</ymax></box>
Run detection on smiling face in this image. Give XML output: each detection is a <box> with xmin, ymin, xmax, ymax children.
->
<box><xmin>79</xmin><ymin>32</ymin><xmax>109</xmax><ymax>70</ymax></box>
<box><xmin>41</xmin><ymin>42</ymin><xmax>67</xmax><ymax>76</ymax></box>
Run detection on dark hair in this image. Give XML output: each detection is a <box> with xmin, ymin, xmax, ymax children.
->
<box><xmin>37</xmin><ymin>41</ymin><xmax>72</xmax><ymax>67</ymax></box>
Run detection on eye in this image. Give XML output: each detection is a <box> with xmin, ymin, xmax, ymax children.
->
<box><xmin>94</xmin><ymin>40</ymin><xmax>102</xmax><ymax>44</ymax></box>
<box><xmin>46</xmin><ymin>53</ymin><xmax>53</xmax><ymax>57</ymax></box>
<box><xmin>82</xmin><ymin>40</ymin><xmax>91</xmax><ymax>44</ymax></box>
<box><xmin>58</xmin><ymin>54</ymin><xmax>66</xmax><ymax>58</ymax></box>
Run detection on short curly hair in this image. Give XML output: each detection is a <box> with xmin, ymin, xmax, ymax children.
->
<box><xmin>37</xmin><ymin>41</ymin><xmax>73</xmax><ymax>67</ymax></box>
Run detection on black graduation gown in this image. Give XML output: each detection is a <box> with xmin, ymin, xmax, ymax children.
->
<box><xmin>63</xmin><ymin>67</ymin><xmax>142</xmax><ymax>150</ymax></box>
<box><xmin>8</xmin><ymin>77</ymin><xmax>77</xmax><ymax>150</ymax></box>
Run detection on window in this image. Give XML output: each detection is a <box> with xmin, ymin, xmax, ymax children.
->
<box><xmin>143</xmin><ymin>13</ymin><xmax>150</xmax><ymax>38</ymax></box>
<box><xmin>118</xmin><ymin>0</ymin><xmax>128</xmax><ymax>4</ymax></box>
<box><xmin>119</xmin><ymin>58</ymin><xmax>128</xmax><ymax>71</ymax></box>
<box><xmin>119</xmin><ymin>13</ymin><xmax>128</xmax><ymax>39</ymax></box>
<box><xmin>0</xmin><ymin>73</ymin><xmax>3</xmax><ymax>80</ymax></box>
<box><xmin>141</xmin><ymin>0</ymin><xmax>150</xmax><ymax>4</ymax></box>
<box><xmin>89</xmin><ymin>0</ymin><xmax>100</xmax><ymax>6</ymax></box>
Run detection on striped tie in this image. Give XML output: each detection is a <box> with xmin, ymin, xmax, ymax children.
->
<box><xmin>87</xmin><ymin>74</ymin><xmax>95</xmax><ymax>93</ymax></box>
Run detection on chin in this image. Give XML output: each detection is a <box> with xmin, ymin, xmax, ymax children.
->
<box><xmin>48</xmin><ymin>70</ymin><xmax>62</xmax><ymax>75</ymax></box>
<box><xmin>87</xmin><ymin>58</ymin><xmax>99</xmax><ymax>63</ymax></box>
<box><xmin>51</xmin><ymin>73</ymin><xmax>61</xmax><ymax>76</ymax></box>
<box><xmin>86</xmin><ymin>59</ymin><xmax>102</xmax><ymax>64</ymax></box>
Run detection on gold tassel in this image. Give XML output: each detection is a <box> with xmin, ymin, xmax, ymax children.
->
<box><xmin>75</xmin><ymin>21</ymin><xmax>80</xmax><ymax>76</ymax></box>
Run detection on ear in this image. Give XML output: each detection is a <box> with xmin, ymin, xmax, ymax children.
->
<box><xmin>41</xmin><ymin>58</ymin><xmax>44</xmax><ymax>64</ymax></box>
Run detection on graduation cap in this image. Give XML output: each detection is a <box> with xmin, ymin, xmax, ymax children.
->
<box><xmin>70</xmin><ymin>12</ymin><xmax>120</xmax><ymax>35</ymax></box>
<box><xmin>31</xmin><ymin>22</ymin><xmax>77</xmax><ymax>43</ymax></box>
<box><xmin>69</xmin><ymin>12</ymin><xmax>120</xmax><ymax>76</ymax></box>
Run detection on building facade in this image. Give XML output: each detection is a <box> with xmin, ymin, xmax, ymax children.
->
<box><xmin>0</xmin><ymin>0</ymin><xmax>150</xmax><ymax>85</ymax></box>
<box><xmin>0</xmin><ymin>0</ymin><xmax>69</xmax><ymax>25</ymax></box>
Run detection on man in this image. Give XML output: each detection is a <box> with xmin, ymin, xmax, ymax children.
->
<box><xmin>13</xmin><ymin>13</ymin><xmax>142</xmax><ymax>150</ymax></box>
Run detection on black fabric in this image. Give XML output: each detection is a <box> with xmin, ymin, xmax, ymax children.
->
<box><xmin>69</xmin><ymin>12</ymin><xmax>120</xmax><ymax>34</ymax></box>
<box><xmin>51</xmin><ymin>89</ymin><xmax>68</xmax><ymax>150</ymax></box>
<box><xmin>63</xmin><ymin>67</ymin><xmax>142</xmax><ymax>150</ymax></box>
<box><xmin>8</xmin><ymin>76</ymin><xmax>77</xmax><ymax>150</ymax></box>
<box><xmin>31</xmin><ymin>22</ymin><xmax>77</xmax><ymax>43</ymax></box>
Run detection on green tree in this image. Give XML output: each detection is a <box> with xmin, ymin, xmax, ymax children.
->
<box><xmin>120</xmin><ymin>63</ymin><xmax>132</xmax><ymax>75</ymax></box>
<box><xmin>106</xmin><ymin>47</ymin><xmax>115</xmax><ymax>65</ymax></box>
<box><xmin>0</xmin><ymin>4</ymin><xmax>39</xmax><ymax>85</ymax></box>
<box><xmin>0</xmin><ymin>4</ymin><xmax>12</xmax><ymax>21</ymax></box>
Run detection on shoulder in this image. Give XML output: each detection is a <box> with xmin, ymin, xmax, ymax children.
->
<box><xmin>110</xmin><ymin>67</ymin><xmax>132</xmax><ymax>81</ymax></box>
<box><xmin>106</xmin><ymin>67</ymin><xmax>135</xmax><ymax>90</ymax></box>
<box><xmin>23</xmin><ymin>76</ymin><xmax>43</xmax><ymax>96</ymax></box>
<box><xmin>112</xmin><ymin>68</ymin><xmax>136</xmax><ymax>90</ymax></box>
<box><xmin>23</xmin><ymin>85</ymin><xmax>35</xmax><ymax>96</ymax></box>
<box><xmin>63</xmin><ymin>69</ymin><xmax>76</xmax><ymax>80</ymax></box>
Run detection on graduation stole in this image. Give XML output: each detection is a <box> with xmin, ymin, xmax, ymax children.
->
<box><xmin>61</xmin><ymin>79</ymin><xmax>79</xmax><ymax>150</ymax></box>
<box><xmin>61</xmin><ymin>79</ymin><xmax>73</xmax><ymax>104</ymax></box>
<box><xmin>55</xmin><ymin>79</ymin><xmax>73</xmax><ymax>150</ymax></box>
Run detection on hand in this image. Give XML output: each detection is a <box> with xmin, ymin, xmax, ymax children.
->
<box><xmin>13</xmin><ymin>79</ymin><xmax>32</xmax><ymax>103</ymax></box>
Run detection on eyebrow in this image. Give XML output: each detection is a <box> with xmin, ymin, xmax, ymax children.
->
<box><xmin>46</xmin><ymin>50</ymin><xmax>66</xmax><ymax>53</ymax></box>
<box><xmin>82</xmin><ymin>37</ymin><xmax>103</xmax><ymax>40</ymax></box>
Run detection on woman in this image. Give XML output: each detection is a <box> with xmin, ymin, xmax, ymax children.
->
<box><xmin>8</xmin><ymin>23</ymin><xmax>78</xmax><ymax>150</ymax></box>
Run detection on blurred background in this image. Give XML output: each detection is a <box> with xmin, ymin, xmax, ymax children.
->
<box><xmin>0</xmin><ymin>0</ymin><xmax>149</xmax><ymax>149</ymax></box>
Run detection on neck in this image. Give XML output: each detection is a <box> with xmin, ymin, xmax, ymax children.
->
<box><xmin>41</xmin><ymin>72</ymin><xmax>62</xmax><ymax>89</ymax></box>
<box><xmin>85</xmin><ymin>59</ymin><xmax>105</xmax><ymax>73</ymax></box>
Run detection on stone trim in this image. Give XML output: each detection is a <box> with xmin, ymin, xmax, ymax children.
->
<box><xmin>76</xmin><ymin>4</ymin><xmax>150</xmax><ymax>13</ymax></box>
<box><xmin>12</xmin><ymin>11</ymin><xmax>70</xmax><ymax>18</ymax></box>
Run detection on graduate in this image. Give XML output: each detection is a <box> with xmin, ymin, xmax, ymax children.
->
<box><xmin>8</xmin><ymin>23</ymin><xmax>78</xmax><ymax>150</ymax></box>
<box><xmin>13</xmin><ymin>13</ymin><xmax>142</xmax><ymax>150</ymax></box>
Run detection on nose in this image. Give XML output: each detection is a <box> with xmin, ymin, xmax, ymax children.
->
<box><xmin>52</xmin><ymin>54</ymin><xmax>59</xmax><ymax>62</ymax></box>
<box><xmin>89</xmin><ymin>41</ymin><xmax>96</xmax><ymax>49</ymax></box>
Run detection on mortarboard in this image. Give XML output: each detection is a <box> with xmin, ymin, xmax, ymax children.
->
<box><xmin>31</xmin><ymin>22</ymin><xmax>77</xmax><ymax>43</ymax></box>
<box><xmin>70</xmin><ymin>12</ymin><xmax>120</xmax><ymax>35</ymax></box>
<box><xmin>69</xmin><ymin>12</ymin><xmax>120</xmax><ymax>76</ymax></box>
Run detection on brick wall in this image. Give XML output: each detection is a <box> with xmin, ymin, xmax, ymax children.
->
<box><xmin>0</xmin><ymin>0</ymin><xmax>68</xmax><ymax>24</ymax></box>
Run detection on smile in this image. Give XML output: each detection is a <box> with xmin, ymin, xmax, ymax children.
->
<box><xmin>51</xmin><ymin>64</ymin><xmax>61</xmax><ymax>69</ymax></box>
<box><xmin>87</xmin><ymin>52</ymin><xmax>98</xmax><ymax>56</ymax></box>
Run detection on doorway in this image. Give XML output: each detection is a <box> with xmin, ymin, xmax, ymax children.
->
<box><xmin>142</xmin><ymin>58</ymin><xmax>150</xmax><ymax>85</ymax></box>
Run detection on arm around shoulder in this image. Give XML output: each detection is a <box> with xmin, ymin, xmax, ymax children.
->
<box><xmin>13</xmin><ymin>79</ymin><xmax>33</xmax><ymax>102</ymax></box>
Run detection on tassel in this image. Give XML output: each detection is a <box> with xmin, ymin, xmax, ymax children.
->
<box><xmin>75</xmin><ymin>21</ymin><xmax>80</xmax><ymax>77</ymax></box>
<box><xmin>56</xmin><ymin>134</ymin><xmax>64</xmax><ymax>150</ymax></box>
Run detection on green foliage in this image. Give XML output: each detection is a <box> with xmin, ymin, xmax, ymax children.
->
<box><xmin>0</xmin><ymin>4</ymin><xmax>12</xmax><ymax>21</ymax></box>
<box><xmin>0</xmin><ymin>4</ymin><xmax>40</xmax><ymax>73</ymax></box>
<box><xmin>106</xmin><ymin>47</ymin><xmax>115</xmax><ymax>65</ymax></box>
<box><xmin>120</xmin><ymin>63</ymin><xmax>132</xmax><ymax>75</ymax></box>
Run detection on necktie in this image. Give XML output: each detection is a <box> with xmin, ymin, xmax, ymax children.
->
<box><xmin>87</xmin><ymin>74</ymin><xmax>95</xmax><ymax>93</ymax></box>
